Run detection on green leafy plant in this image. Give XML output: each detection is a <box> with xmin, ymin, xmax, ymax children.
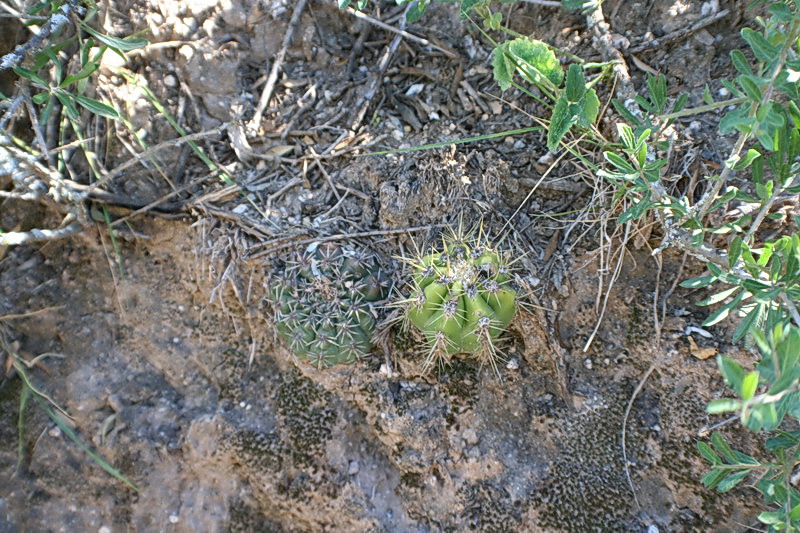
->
<box><xmin>591</xmin><ymin>1</ymin><xmax>800</xmax><ymax>530</ymax></box>
<box><xmin>400</xmin><ymin>226</ymin><xmax>517</xmax><ymax>376</ymax></box>
<box><xmin>269</xmin><ymin>244</ymin><xmax>387</xmax><ymax>368</ymax></box>
<box><xmin>492</xmin><ymin>38</ymin><xmax>601</xmax><ymax>151</ymax></box>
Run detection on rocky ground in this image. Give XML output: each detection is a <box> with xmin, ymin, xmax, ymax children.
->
<box><xmin>0</xmin><ymin>0</ymin><xmax>771</xmax><ymax>531</ymax></box>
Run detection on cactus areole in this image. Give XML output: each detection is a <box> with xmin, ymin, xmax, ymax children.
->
<box><xmin>406</xmin><ymin>232</ymin><xmax>517</xmax><ymax>372</ymax></box>
<box><xmin>269</xmin><ymin>243</ymin><xmax>386</xmax><ymax>368</ymax></box>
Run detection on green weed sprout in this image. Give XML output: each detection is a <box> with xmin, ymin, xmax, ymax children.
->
<box><xmin>268</xmin><ymin>244</ymin><xmax>387</xmax><ymax>368</ymax></box>
<box><xmin>401</xmin><ymin>226</ymin><xmax>517</xmax><ymax>376</ymax></box>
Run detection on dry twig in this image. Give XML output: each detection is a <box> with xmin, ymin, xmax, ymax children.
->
<box><xmin>248</xmin><ymin>0</ymin><xmax>308</xmax><ymax>134</ymax></box>
<box><xmin>0</xmin><ymin>0</ymin><xmax>85</xmax><ymax>70</ymax></box>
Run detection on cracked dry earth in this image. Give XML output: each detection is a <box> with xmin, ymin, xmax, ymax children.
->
<box><xmin>0</xmin><ymin>0</ymin><xmax>771</xmax><ymax>531</ymax></box>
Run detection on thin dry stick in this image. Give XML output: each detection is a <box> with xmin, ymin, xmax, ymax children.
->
<box><xmin>246</xmin><ymin>225</ymin><xmax>441</xmax><ymax>260</ymax></box>
<box><xmin>351</xmin><ymin>25</ymin><xmax>405</xmax><ymax>131</ymax></box>
<box><xmin>345</xmin><ymin>7</ymin><xmax>458</xmax><ymax>59</ymax></box>
<box><xmin>621</xmin><ymin>360</ymin><xmax>658</xmax><ymax>512</ymax></box>
<box><xmin>652</xmin><ymin>253</ymin><xmax>663</xmax><ymax>347</ymax></box>
<box><xmin>517</xmin><ymin>0</ymin><xmax>560</xmax><ymax>5</ymax></box>
<box><xmin>0</xmin><ymin>0</ymin><xmax>84</xmax><ymax>70</ymax></box>
<box><xmin>248</xmin><ymin>0</ymin><xmax>308</xmax><ymax>134</ymax></box>
<box><xmin>629</xmin><ymin>9</ymin><xmax>730</xmax><ymax>53</ymax></box>
<box><xmin>109</xmin><ymin>174</ymin><xmax>211</xmax><ymax>227</ymax></box>
<box><xmin>583</xmin><ymin>220</ymin><xmax>631</xmax><ymax>352</ymax></box>
<box><xmin>0</xmin><ymin>306</ymin><xmax>64</xmax><ymax>320</ymax></box>
<box><xmin>87</xmin><ymin>125</ymin><xmax>230</xmax><ymax>191</ymax></box>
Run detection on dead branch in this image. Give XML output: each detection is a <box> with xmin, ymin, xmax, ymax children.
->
<box><xmin>0</xmin><ymin>0</ymin><xmax>85</xmax><ymax>71</ymax></box>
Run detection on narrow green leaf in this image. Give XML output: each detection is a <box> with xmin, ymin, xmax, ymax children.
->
<box><xmin>717</xmin><ymin>470</ymin><xmax>749</xmax><ymax>492</ymax></box>
<box><xmin>81</xmin><ymin>25</ymin><xmax>147</xmax><ymax>52</ymax></box>
<box><xmin>703</xmin><ymin>291</ymin><xmax>744</xmax><ymax>326</ymax></box>
<box><xmin>741</xmin><ymin>370</ymin><xmax>759</xmax><ymax>400</ymax></box>
<box><xmin>647</xmin><ymin>74</ymin><xmax>667</xmax><ymax>113</ymax></box>
<box><xmin>701</xmin><ymin>468</ymin><xmax>729</xmax><ymax>489</ymax></box>
<box><xmin>732</xmin><ymin>304</ymin><xmax>763</xmax><ymax>343</ymax></box>
<box><xmin>730</xmin><ymin>49</ymin><xmax>753</xmax><ymax>76</ymax></box>
<box><xmin>13</xmin><ymin>66</ymin><xmax>48</xmax><ymax>87</ymax></box>
<box><xmin>697</xmin><ymin>285</ymin><xmax>740</xmax><ymax>306</ymax></box>
<box><xmin>717</xmin><ymin>356</ymin><xmax>745</xmax><ymax>395</ymax></box>
<box><xmin>738</xmin><ymin>75</ymin><xmax>763</xmax><ymax>102</ymax></box>
<box><xmin>707</xmin><ymin>398</ymin><xmax>741</xmax><ymax>413</ymax></box>
<box><xmin>729</xmin><ymin>236</ymin><xmax>743</xmax><ymax>268</ymax></box>
<box><xmin>711</xmin><ymin>432</ymin><xmax>738</xmax><ymax>461</ymax></box>
<box><xmin>697</xmin><ymin>441</ymin><xmax>721</xmax><ymax>464</ymax></box>
<box><xmin>71</xmin><ymin>94</ymin><xmax>120</xmax><ymax>119</ymax></box>
<box><xmin>758</xmin><ymin>510</ymin><xmax>785</xmax><ymax>525</ymax></box>
<box><xmin>733</xmin><ymin>148</ymin><xmax>761</xmax><ymax>170</ymax></box>
<box><xmin>703</xmin><ymin>84</ymin><xmax>714</xmax><ymax>105</ymax></box>
<box><xmin>59</xmin><ymin>61</ymin><xmax>100</xmax><ymax>89</ymax></box>
<box><xmin>612</xmin><ymin>99</ymin><xmax>642</xmax><ymax>127</ymax></box>
<box><xmin>680</xmin><ymin>275</ymin><xmax>716</xmax><ymax>288</ymax></box>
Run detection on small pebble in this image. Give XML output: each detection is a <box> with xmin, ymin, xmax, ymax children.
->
<box><xmin>48</xmin><ymin>427</ymin><xmax>62</xmax><ymax>438</ymax></box>
<box><xmin>169</xmin><ymin>513</ymin><xmax>179</xmax><ymax>524</ymax></box>
<box><xmin>584</xmin><ymin>358</ymin><xmax>593</xmax><ymax>370</ymax></box>
<box><xmin>348</xmin><ymin>461</ymin><xmax>360</xmax><ymax>475</ymax></box>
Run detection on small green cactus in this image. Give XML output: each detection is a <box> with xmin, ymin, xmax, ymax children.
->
<box><xmin>269</xmin><ymin>243</ymin><xmax>386</xmax><ymax>368</ymax></box>
<box><xmin>403</xmin><ymin>227</ymin><xmax>517</xmax><ymax>376</ymax></box>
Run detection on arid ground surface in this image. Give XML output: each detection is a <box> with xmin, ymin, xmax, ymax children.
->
<box><xmin>0</xmin><ymin>0</ymin><xmax>774</xmax><ymax>531</ymax></box>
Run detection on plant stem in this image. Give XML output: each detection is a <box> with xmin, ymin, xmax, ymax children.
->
<box><xmin>659</xmin><ymin>97</ymin><xmax>748</xmax><ymax>121</ymax></box>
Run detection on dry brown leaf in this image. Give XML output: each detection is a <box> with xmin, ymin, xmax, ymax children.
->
<box><xmin>688</xmin><ymin>336</ymin><xmax>717</xmax><ymax>360</ymax></box>
<box><xmin>265</xmin><ymin>145</ymin><xmax>295</xmax><ymax>157</ymax></box>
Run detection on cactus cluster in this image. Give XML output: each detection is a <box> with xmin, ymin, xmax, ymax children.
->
<box><xmin>403</xmin><ymin>228</ymin><xmax>518</xmax><ymax>376</ymax></box>
<box><xmin>268</xmin><ymin>243</ymin><xmax>386</xmax><ymax>368</ymax></box>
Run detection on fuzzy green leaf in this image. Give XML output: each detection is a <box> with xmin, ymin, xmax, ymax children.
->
<box><xmin>492</xmin><ymin>47</ymin><xmax>513</xmax><ymax>91</ymax></box>
<box><xmin>730</xmin><ymin>49</ymin><xmax>754</xmax><ymax>76</ymax></box>
<box><xmin>507</xmin><ymin>38</ymin><xmax>563</xmax><ymax>87</ymax></box>
<box><xmin>741</xmin><ymin>28</ymin><xmax>779</xmax><ymax>62</ymax></box>
<box><xmin>697</xmin><ymin>441</ymin><xmax>721</xmax><ymax>464</ymax></box>
<box><xmin>547</xmin><ymin>96</ymin><xmax>577</xmax><ymax>152</ymax></box>
<box><xmin>565</xmin><ymin>64</ymin><xmax>585</xmax><ymax>102</ymax></box>
<box><xmin>717</xmin><ymin>470</ymin><xmax>750</xmax><ymax>492</ymax></box>
<box><xmin>580</xmin><ymin>88</ymin><xmax>600</xmax><ymax>125</ymax></box>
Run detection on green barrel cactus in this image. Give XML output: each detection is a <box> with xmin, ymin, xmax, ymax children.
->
<box><xmin>403</xmin><ymin>229</ymin><xmax>517</xmax><ymax>375</ymax></box>
<box><xmin>268</xmin><ymin>243</ymin><xmax>387</xmax><ymax>368</ymax></box>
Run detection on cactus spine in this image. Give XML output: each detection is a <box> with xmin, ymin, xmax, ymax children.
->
<box><xmin>403</xmin><ymin>227</ymin><xmax>517</xmax><ymax>376</ymax></box>
<box><xmin>269</xmin><ymin>243</ymin><xmax>386</xmax><ymax>368</ymax></box>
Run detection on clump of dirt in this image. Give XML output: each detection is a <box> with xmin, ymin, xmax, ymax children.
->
<box><xmin>0</xmin><ymin>0</ymin><xmax>769</xmax><ymax>531</ymax></box>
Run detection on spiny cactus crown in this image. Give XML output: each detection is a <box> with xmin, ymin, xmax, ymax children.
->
<box><xmin>269</xmin><ymin>243</ymin><xmax>386</xmax><ymax>368</ymax></box>
<box><xmin>404</xmin><ymin>229</ymin><xmax>517</xmax><ymax>375</ymax></box>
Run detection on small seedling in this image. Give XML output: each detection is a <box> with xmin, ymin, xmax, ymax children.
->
<box><xmin>268</xmin><ymin>243</ymin><xmax>387</xmax><ymax>368</ymax></box>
